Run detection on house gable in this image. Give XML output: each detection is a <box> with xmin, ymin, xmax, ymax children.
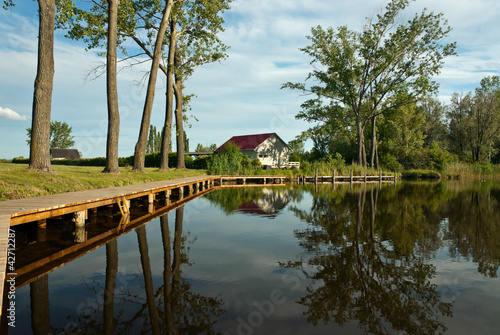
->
<box><xmin>216</xmin><ymin>133</ymin><xmax>292</xmax><ymax>167</ymax></box>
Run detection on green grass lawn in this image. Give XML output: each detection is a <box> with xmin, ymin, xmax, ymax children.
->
<box><xmin>0</xmin><ymin>163</ymin><xmax>207</xmax><ymax>200</ymax></box>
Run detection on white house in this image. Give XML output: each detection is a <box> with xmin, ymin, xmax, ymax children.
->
<box><xmin>215</xmin><ymin>133</ymin><xmax>292</xmax><ymax>168</ymax></box>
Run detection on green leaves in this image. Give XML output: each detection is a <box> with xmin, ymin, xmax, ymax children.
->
<box><xmin>283</xmin><ymin>0</ymin><xmax>456</xmax><ymax>165</ymax></box>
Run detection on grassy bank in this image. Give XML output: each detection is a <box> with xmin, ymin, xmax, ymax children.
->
<box><xmin>0</xmin><ymin>163</ymin><xmax>206</xmax><ymax>200</ymax></box>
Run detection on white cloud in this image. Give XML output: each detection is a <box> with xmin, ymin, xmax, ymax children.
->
<box><xmin>0</xmin><ymin>107</ymin><xmax>29</xmax><ymax>121</ymax></box>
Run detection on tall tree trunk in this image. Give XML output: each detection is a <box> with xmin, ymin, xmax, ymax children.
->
<box><xmin>174</xmin><ymin>82</ymin><xmax>185</xmax><ymax>169</ymax></box>
<box><xmin>103</xmin><ymin>0</ymin><xmax>120</xmax><ymax>174</ymax></box>
<box><xmin>356</xmin><ymin>118</ymin><xmax>366</xmax><ymax>167</ymax></box>
<box><xmin>159</xmin><ymin>19</ymin><xmax>177</xmax><ymax>170</ymax></box>
<box><xmin>370</xmin><ymin>115</ymin><xmax>379</xmax><ymax>169</ymax></box>
<box><xmin>133</xmin><ymin>0</ymin><xmax>174</xmax><ymax>172</ymax></box>
<box><xmin>29</xmin><ymin>0</ymin><xmax>55</xmax><ymax>172</ymax></box>
<box><xmin>30</xmin><ymin>275</ymin><xmax>50</xmax><ymax>335</ymax></box>
<box><xmin>136</xmin><ymin>225</ymin><xmax>161</xmax><ymax>335</ymax></box>
<box><xmin>103</xmin><ymin>239</ymin><xmax>118</xmax><ymax>335</ymax></box>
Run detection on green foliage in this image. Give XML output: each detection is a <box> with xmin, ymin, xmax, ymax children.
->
<box><xmin>207</xmin><ymin>141</ymin><xmax>243</xmax><ymax>175</ymax></box>
<box><xmin>379</xmin><ymin>103</ymin><xmax>426</xmax><ymax>160</ymax></box>
<box><xmin>147</xmin><ymin>125</ymin><xmax>163</xmax><ymax>154</ymax></box>
<box><xmin>283</xmin><ymin>0</ymin><xmax>456</xmax><ymax>165</ymax></box>
<box><xmin>195</xmin><ymin>143</ymin><xmax>217</xmax><ymax>152</ymax></box>
<box><xmin>192</xmin><ymin>155</ymin><xmax>211</xmax><ymax>169</ymax></box>
<box><xmin>447</xmin><ymin>76</ymin><xmax>500</xmax><ymax>162</ymax></box>
<box><xmin>380</xmin><ymin>153</ymin><xmax>404</xmax><ymax>172</ymax></box>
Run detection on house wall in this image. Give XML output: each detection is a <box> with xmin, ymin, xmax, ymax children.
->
<box><xmin>255</xmin><ymin>134</ymin><xmax>291</xmax><ymax>168</ymax></box>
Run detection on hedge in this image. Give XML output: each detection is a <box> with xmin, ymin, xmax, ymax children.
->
<box><xmin>12</xmin><ymin>152</ymin><xmax>195</xmax><ymax>169</ymax></box>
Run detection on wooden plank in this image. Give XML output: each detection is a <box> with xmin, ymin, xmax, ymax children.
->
<box><xmin>0</xmin><ymin>215</ymin><xmax>11</xmax><ymax>317</ymax></box>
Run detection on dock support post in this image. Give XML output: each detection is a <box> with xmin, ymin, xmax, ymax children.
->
<box><xmin>364</xmin><ymin>170</ymin><xmax>367</xmax><ymax>183</ymax></box>
<box><xmin>37</xmin><ymin>219</ymin><xmax>47</xmax><ymax>229</ymax></box>
<box><xmin>37</xmin><ymin>219</ymin><xmax>47</xmax><ymax>242</ymax></box>
<box><xmin>394</xmin><ymin>172</ymin><xmax>397</xmax><ymax>185</ymax></box>
<box><xmin>332</xmin><ymin>170</ymin><xmax>335</xmax><ymax>184</ymax></box>
<box><xmin>179</xmin><ymin>186</ymin><xmax>184</xmax><ymax>199</ymax></box>
<box><xmin>350</xmin><ymin>169</ymin><xmax>353</xmax><ymax>183</ymax></box>
<box><xmin>74</xmin><ymin>210</ymin><xmax>86</xmax><ymax>228</ymax></box>
<box><xmin>148</xmin><ymin>193</ymin><xmax>154</xmax><ymax>204</ymax></box>
<box><xmin>74</xmin><ymin>210</ymin><xmax>87</xmax><ymax>243</ymax></box>
<box><xmin>315</xmin><ymin>169</ymin><xmax>318</xmax><ymax>184</ymax></box>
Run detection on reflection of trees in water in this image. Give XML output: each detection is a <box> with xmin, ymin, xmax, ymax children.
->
<box><xmin>54</xmin><ymin>206</ymin><xmax>224</xmax><ymax>334</ymax></box>
<box><xmin>442</xmin><ymin>185</ymin><xmax>500</xmax><ymax>278</ymax></box>
<box><xmin>284</xmin><ymin>184</ymin><xmax>452</xmax><ymax>334</ymax></box>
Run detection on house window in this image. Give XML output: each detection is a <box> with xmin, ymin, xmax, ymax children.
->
<box><xmin>259</xmin><ymin>154</ymin><xmax>269</xmax><ymax>158</ymax></box>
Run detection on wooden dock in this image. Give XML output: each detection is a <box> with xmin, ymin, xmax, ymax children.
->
<box><xmin>296</xmin><ymin>169</ymin><xmax>397</xmax><ymax>184</ymax></box>
<box><xmin>220</xmin><ymin>175</ymin><xmax>286</xmax><ymax>186</ymax></box>
<box><xmin>0</xmin><ymin>171</ymin><xmax>396</xmax><ymax>317</ymax></box>
<box><xmin>0</xmin><ymin>175</ymin><xmax>222</xmax><ymax>317</ymax></box>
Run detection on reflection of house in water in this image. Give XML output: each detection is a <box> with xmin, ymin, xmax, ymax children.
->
<box><xmin>237</xmin><ymin>188</ymin><xmax>292</xmax><ymax>218</ymax></box>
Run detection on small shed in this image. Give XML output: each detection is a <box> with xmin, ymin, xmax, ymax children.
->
<box><xmin>50</xmin><ymin>148</ymin><xmax>81</xmax><ymax>160</ymax></box>
<box><xmin>215</xmin><ymin>133</ymin><xmax>292</xmax><ymax>168</ymax></box>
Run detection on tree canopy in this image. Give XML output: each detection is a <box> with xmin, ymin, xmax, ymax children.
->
<box><xmin>283</xmin><ymin>0</ymin><xmax>456</xmax><ymax>167</ymax></box>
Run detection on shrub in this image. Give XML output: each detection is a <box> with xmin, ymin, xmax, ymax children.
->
<box><xmin>192</xmin><ymin>155</ymin><xmax>211</xmax><ymax>169</ymax></box>
<box><xmin>380</xmin><ymin>153</ymin><xmax>404</xmax><ymax>172</ymax></box>
<box><xmin>207</xmin><ymin>141</ymin><xmax>245</xmax><ymax>175</ymax></box>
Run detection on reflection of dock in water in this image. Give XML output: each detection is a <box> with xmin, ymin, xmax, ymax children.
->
<box><xmin>0</xmin><ymin>176</ymin><xmax>220</xmax><ymax>316</ymax></box>
<box><xmin>8</xmin><ymin>188</ymin><xmax>212</xmax><ymax>290</ymax></box>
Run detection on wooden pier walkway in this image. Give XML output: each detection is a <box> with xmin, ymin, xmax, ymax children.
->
<box><xmin>0</xmin><ymin>171</ymin><xmax>395</xmax><ymax>316</ymax></box>
<box><xmin>296</xmin><ymin>169</ymin><xmax>397</xmax><ymax>184</ymax></box>
<box><xmin>0</xmin><ymin>175</ymin><xmax>222</xmax><ymax>316</ymax></box>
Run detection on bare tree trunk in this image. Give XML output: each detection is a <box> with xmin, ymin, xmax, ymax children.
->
<box><xmin>356</xmin><ymin>118</ymin><xmax>366</xmax><ymax>167</ymax></box>
<box><xmin>29</xmin><ymin>0</ymin><xmax>55</xmax><ymax>172</ymax></box>
<box><xmin>30</xmin><ymin>275</ymin><xmax>50</xmax><ymax>335</ymax></box>
<box><xmin>370</xmin><ymin>115</ymin><xmax>379</xmax><ymax>169</ymax></box>
<box><xmin>133</xmin><ymin>0</ymin><xmax>174</xmax><ymax>171</ymax></box>
<box><xmin>159</xmin><ymin>19</ymin><xmax>177</xmax><ymax>171</ymax></box>
<box><xmin>103</xmin><ymin>0</ymin><xmax>120</xmax><ymax>174</ymax></box>
<box><xmin>103</xmin><ymin>239</ymin><xmax>118</xmax><ymax>335</ymax></box>
<box><xmin>174</xmin><ymin>81</ymin><xmax>185</xmax><ymax>169</ymax></box>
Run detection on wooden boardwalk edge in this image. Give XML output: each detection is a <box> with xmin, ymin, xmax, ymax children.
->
<box><xmin>0</xmin><ymin>215</ymin><xmax>10</xmax><ymax>317</ymax></box>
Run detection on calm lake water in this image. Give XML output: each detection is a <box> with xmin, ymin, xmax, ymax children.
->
<box><xmin>3</xmin><ymin>181</ymin><xmax>500</xmax><ymax>334</ymax></box>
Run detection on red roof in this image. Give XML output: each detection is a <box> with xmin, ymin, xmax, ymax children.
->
<box><xmin>215</xmin><ymin>133</ymin><xmax>275</xmax><ymax>151</ymax></box>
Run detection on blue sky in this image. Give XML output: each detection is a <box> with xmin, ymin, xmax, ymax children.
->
<box><xmin>1</xmin><ymin>0</ymin><xmax>499</xmax><ymax>159</ymax></box>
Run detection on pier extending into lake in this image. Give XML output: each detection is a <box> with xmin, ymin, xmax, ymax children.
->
<box><xmin>0</xmin><ymin>171</ymin><xmax>397</xmax><ymax>316</ymax></box>
<box><xmin>0</xmin><ymin>175</ymin><xmax>223</xmax><ymax>316</ymax></box>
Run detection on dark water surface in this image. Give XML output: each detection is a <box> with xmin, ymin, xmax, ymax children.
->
<box><xmin>3</xmin><ymin>181</ymin><xmax>500</xmax><ymax>334</ymax></box>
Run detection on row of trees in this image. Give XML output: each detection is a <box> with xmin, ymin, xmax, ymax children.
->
<box><xmin>288</xmin><ymin>76</ymin><xmax>500</xmax><ymax>170</ymax></box>
<box><xmin>5</xmin><ymin>0</ymin><xmax>231</xmax><ymax>173</ymax></box>
<box><xmin>285</xmin><ymin>0</ymin><xmax>500</xmax><ymax>170</ymax></box>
